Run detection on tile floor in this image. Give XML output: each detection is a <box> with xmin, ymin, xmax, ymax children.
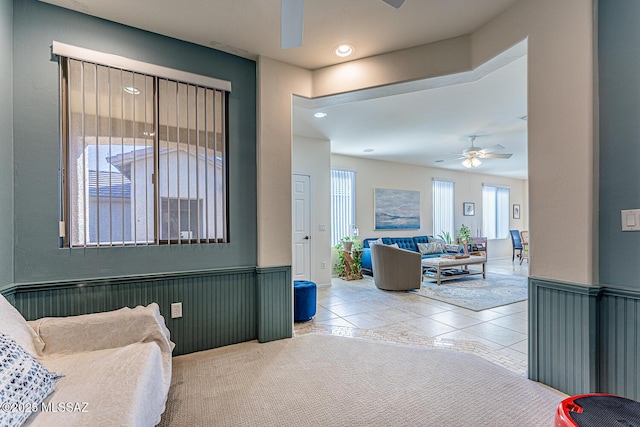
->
<box><xmin>294</xmin><ymin>257</ymin><xmax>532</xmax><ymax>376</ymax></box>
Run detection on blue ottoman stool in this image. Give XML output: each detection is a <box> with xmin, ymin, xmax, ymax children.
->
<box><xmin>293</xmin><ymin>280</ymin><xmax>317</xmax><ymax>322</ymax></box>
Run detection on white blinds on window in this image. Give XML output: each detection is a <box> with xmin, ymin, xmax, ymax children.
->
<box><xmin>63</xmin><ymin>57</ymin><xmax>227</xmax><ymax>247</ymax></box>
<box><xmin>482</xmin><ymin>184</ymin><xmax>510</xmax><ymax>239</ymax></box>
<box><xmin>432</xmin><ymin>179</ymin><xmax>455</xmax><ymax>239</ymax></box>
<box><xmin>331</xmin><ymin>169</ymin><xmax>355</xmax><ymax>246</ymax></box>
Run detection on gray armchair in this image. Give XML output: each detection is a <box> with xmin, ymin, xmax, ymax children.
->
<box><xmin>370</xmin><ymin>244</ymin><xmax>422</xmax><ymax>291</ymax></box>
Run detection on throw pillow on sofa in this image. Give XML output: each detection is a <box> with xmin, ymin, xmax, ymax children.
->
<box><xmin>368</xmin><ymin>238</ymin><xmax>384</xmax><ymax>246</ymax></box>
<box><xmin>418</xmin><ymin>242</ymin><xmax>443</xmax><ymax>255</ymax></box>
<box><xmin>0</xmin><ymin>333</ymin><xmax>61</xmax><ymax>427</ymax></box>
<box><xmin>444</xmin><ymin>243</ymin><xmax>462</xmax><ymax>253</ymax></box>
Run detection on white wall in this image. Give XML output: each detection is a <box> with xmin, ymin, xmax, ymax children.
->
<box><xmin>471</xmin><ymin>0</ymin><xmax>596</xmax><ymax>284</ymax></box>
<box><xmin>332</xmin><ymin>154</ymin><xmax>528</xmax><ymax>260</ymax></box>
<box><xmin>257</xmin><ymin>0</ymin><xmax>595</xmax><ymax>284</ymax></box>
<box><xmin>257</xmin><ymin>57</ymin><xmax>312</xmax><ymax>267</ymax></box>
<box><xmin>292</xmin><ymin>135</ymin><xmax>332</xmax><ymax>284</ymax></box>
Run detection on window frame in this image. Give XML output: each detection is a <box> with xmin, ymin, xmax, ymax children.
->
<box><xmin>57</xmin><ymin>43</ymin><xmax>231</xmax><ymax>248</ymax></box>
<box><xmin>482</xmin><ymin>184</ymin><xmax>510</xmax><ymax>240</ymax></box>
<box><xmin>330</xmin><ymin>168</ymin><xmax>356</xmax><ymax>247</ymax></box>
<box><xmin>432</xmin><ymin>178</ymin><xmax>455</xmax><ymax>239</ymax></box>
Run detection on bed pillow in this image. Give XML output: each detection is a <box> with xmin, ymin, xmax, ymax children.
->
<box><xmin>0</xmin><ymin>333</ymin><xmax>61</xmax><ymax>426</ymax></box>
<box><xmin>0</xmin><ymin>295</ymin><xmax>43</xmax><ymax>356</ymax></box>
<box><xmin>418</xmin><ymin>242</ymin><xmax>444</xmax><ymax>255</ymax></box>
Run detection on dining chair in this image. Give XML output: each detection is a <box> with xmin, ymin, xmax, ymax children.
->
<box><xmin>509</xmin><ymin>230</ymin><xmax>523</xmax><ymax>262</ymax></box>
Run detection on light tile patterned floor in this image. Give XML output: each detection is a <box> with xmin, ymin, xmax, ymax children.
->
<box><xmin>294</xmin><ymin>258</ymin><xmax>531</xmax><ymax>377</ymax></box>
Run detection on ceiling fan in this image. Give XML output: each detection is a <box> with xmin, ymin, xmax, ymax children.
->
<box><xmin>281</xmin><ymin>0</ymin><xmax>406</xmax><ymax>49</ymax></box>
<box><xmin>455</xmin><ymin>135</ymin><xmax>513</xmax><ymax>168</ymax></box>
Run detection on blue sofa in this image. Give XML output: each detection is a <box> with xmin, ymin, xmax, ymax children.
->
<box><xmin>361</xmin><ymin>236</ymin><xmax>462</xmax><ymax>276</ymax></box>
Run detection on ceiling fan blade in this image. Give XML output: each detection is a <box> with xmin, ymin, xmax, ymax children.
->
<box><xmin>281</xmin><ymin>0</ymin><xmax>304</xmax><ymax>49</ymax></box>
<box><xmin>382</xmin><ymin>0</ymin><xmax>406</xmax><ymax>8</ymax></box>
<box><xmin>478</xmin><ymin>144</ymin><xmax>505</xmax><ymax>154</ymax></box>
<box><xmin>481</xmin><ymin>153</ymin><xmax>513</xmax><ymax>159</ymax></box>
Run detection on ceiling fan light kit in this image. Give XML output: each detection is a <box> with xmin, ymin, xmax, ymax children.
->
<box><xmin>462</xmin><ymin>157</ymin><xmax>482</xmax><ymax>168</ymax></box>
<box><xmin>458</xmin><ymin>135</ymin><xmax>513</xmax><ymax>168</ymax></box>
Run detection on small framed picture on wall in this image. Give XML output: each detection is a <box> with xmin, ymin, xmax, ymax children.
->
<box><xmin>463</xmin><ymin>202</ymin><xmax>475</xmax><ymax>216</ymax></box>
<box><xmin>513</xmin><ymin>204</ymin><xmax>521</xmax><ymax>219</ymax></box>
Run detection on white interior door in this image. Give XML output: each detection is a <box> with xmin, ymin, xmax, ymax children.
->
<box><xmin>292</xmin><ymin>174</ymin><xmax>311</xmax><ymax>281</ymax></box>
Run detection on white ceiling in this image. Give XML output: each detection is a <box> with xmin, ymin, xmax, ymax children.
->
<box><xmin>41</xmin><ymin>0</ymin><xmax>527</xmax><ymax>179</ymax></box>
<box><xmin>294</xmin><ymin>52</ymin><xmax>528</xmax><ymax>179</ymax></box>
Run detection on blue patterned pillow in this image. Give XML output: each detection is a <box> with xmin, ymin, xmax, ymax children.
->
<box><xmin>0</xmin><ymin>333</ymin><xmax>61</xmax><ymax>426</ymax></box>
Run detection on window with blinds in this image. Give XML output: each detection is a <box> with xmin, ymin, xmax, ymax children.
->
<box><xmin>330</xmin><ymin>169</ymin><xmax>356</xmax><ymax>246</ymax></box>
<box><xmin>482</xmin><ymin>184</ymin><xmax>510</xmax><ymax>239</ymax></box>
<box><xmin>60</xmin><ymin>54</ymin><xmax>228</xmax><ymax>247</ymax></box>
<box><xmin>432</xmin><ymin>179</ymin><xmax>455</xmax><ymax>239</ymax></box>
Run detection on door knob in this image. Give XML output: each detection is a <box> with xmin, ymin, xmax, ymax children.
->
<box><xmin>303</xmin><ymin>236</ymin><xmax>310</xmax><ymax>240</ymax></box>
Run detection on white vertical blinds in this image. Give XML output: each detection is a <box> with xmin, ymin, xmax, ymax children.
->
<box><xmin>482</xmin><ymin>184</ymin><xmax>510</xmax><ymax>239</ymax></box>
<box><xmin>432</xmin><ymin>179</ymin><xmax>455</xmax><ymax>239</ymax></box>
<box><xmin>62</xmin><ymin>56</ymin><xmax>227</xmax><ymax>247</ymax></box>
<box><xmin>331</xmin><ymin>169</ymin><xmax>355</xmax><ymax>246</ymax></box>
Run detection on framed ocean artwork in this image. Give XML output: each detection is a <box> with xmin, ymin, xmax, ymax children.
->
<box><xmin>374</xmin><ymin>188</ymin><xmax>420</xmax><ymax>230</ymax></box>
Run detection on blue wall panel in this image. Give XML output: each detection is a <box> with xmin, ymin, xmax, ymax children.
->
<box><xmin>529</xmin><ymin>279</ymin><xmax>599</xmax><ymax>396</ymax></box>
<box><xmin>599</xmin><ymin>288</ymin><xmax>640</xmax><ymax>400</ymax></box>
<box><xmin>4</xmin><ymin>266</ymin><xmax>292</xmax><ymax>356</ymax></box>
<box><xmin>0</xmin><ymin>0</ymin><xmax>13</xmax><ymax>286</ymax></box>
<box><xmin>599</xmin><ymin>0</ymin><xmax>640</xmax><ymax>287</ymax></box>
<box><xmin>257</xmin><ymin>267</ymin><xmax>293</xmax><ymax>343</ymax></box>
<box><xmin>12</xmin><ymin>0</ymin><xmax>256</xmax><ymax>283</ymax></box>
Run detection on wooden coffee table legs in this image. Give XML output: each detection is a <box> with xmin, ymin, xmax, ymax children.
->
<box><xmin>422</xmin><ymin>260</ymin><xmax>486</xmax><ymax>285</ymax></box>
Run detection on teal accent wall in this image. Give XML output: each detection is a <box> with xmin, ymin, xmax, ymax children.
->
<box><xmin>592</xmin><ymin>0</ymin><xmax>640</xmax><ymax>401</ymax></box>
<box><xmin>528</xmin><ymin>279</ymin><xmax>599</xmax><ymax>396</ymax></box>
<box><xmin>599</xmin><ymin>0</ymin><xmax>640</xmax><ymax>286</ymax></box>
<box><xmin>2</xmin><ymin>266</ymin><xmax>292</xmax><ymax>355</ymax></box>
<box><xmin>12</xmin><ymin>0</ymin><xmax>256</xmax><ymax>283</ymax></box>
<box><xmin>0</xmin><ymin>0</ymin><xmax>13</xmax><ymax>286</ymax></box>
<box><xmin>257</xmin><ymin>267</ymin><xmax>293</xmax><ymax>342</ymax></box>
<box><xmin>3</xmin><ymin>0</ymin><xmax>293</xmax><ymax>352</ymax></box>
<box><xmin>530</xmin><ymin>279</ymin><xmax>640</xmax><ymax>401</ymax></box>
<box><xmin>599</xmin><ymin>288</ymin><xmax>640</xmax><ymax>399</ymax></box>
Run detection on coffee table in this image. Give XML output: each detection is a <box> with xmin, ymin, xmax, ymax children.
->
<box><xmin>421</xmin><ymin>255</ymin><xmax>487</xmax><ymax>285</ymax></box>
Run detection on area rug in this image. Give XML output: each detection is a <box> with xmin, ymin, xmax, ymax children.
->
<box><xmin>411</xmin><ymin>272</ymin><xmax>528</xmax><ymax>311</ymax></box>
<box><xmin>159</xmin><ymin>334</ymin><xmax>561</xmax><ymax>426</ymax></box>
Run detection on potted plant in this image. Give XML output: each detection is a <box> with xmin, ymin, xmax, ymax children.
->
<box><xmin>437</xmin><ymin>231</ymin><xmax>453</xmax><ymax>244</ymax></box>
<box><xmin>456</xmin><ymin>224</ymin><xmax>473</xmax><ymax>254</ymax></box>
<box><xmin>333</xmin><ymin>238</ymin><xmax>362</xmax><ymax>280</ymax></box>
<box><xmin>339</xmin><ymin>236</ymin><xmax>359</xmax><ymax>252</ymax></box>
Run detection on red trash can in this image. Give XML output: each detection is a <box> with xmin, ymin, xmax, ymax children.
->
<box><xmin>555</xmin><ymin>393</ymin><xmax>640</xmax><ymax>427</ymax></box>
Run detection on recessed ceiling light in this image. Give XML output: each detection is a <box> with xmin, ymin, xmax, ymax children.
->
<box><xmin>334</xmin><ymin>44</ymin><xmax>354</xmax><ymax>58</ymax></box>
<box><xmin>124</xmin><ymin>86</ymin><xmax>140</xmax><ymax>95</ymax></box>
<box><xmin>314</xmin><ymin>112</ymin><xmax>327</xmax><ymax>118</ymax></box>
<box><xmin>363</xmin><ymin>148</ymin><xmax>374</xmax><ymax>153</ymax></box>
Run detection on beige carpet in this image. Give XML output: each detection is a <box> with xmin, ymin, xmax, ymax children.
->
<box><xmin>159</xmin><ymin>334</ymin><xmax>563</xmax><ymax>426</ymax></box>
